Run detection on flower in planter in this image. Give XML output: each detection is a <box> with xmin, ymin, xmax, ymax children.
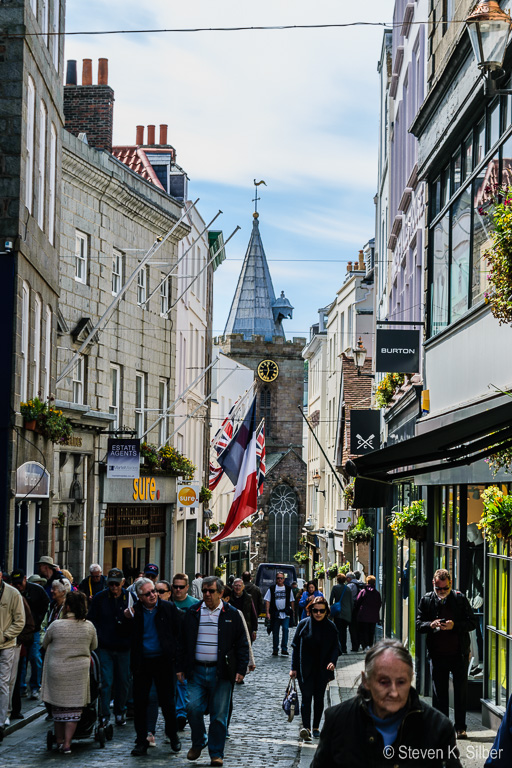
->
<box><xmin>327</xmin><ymin>565</ymin><xmax>339</xmax><ymax>580</ymax></box>
<box><xmin>293</xmin><ymin>550</ymin><xmax>309</xmax><ymax>564</ymax></box>
<box><xmin>389</xmin><ymin>499</ymin><xmax>427</xmax><ymax>541</ymax></box>
<box><xmin>199</xmin><ymin>486</ymin><xmax>212</xmax><ymax>505</ymax></box>
<box><xmin>343</xmin><ymin>482</ymin><xmax>355</xmax><ymax>507</ymax></box>
<box><xmin>375</xmin><ymin>373</ymin><xmax>406</xmax><ymax>409</ymax></box>
<box><xmin>239</xmin><ymin>520</ymin><xmax>253</xmax><ymax>529</ymax></box>
<box><xmin>140</xmin><ymin>442</ymin><xmax>161</xmax><ymax>468</ymax></box>
<box><xmin>197</xmin><ymin>536</ymin><xmax>214</xmax><ymax>554</ymax></box>
<box><xmin>21</xmin><ymin>396</ymin><xmax>73</xmax><ymax>443</ymax></box>
<box><xmin>339</xmin><ymin>560</ymin><xmax>351</xmax><ymax>575</ymax></box>
<box><xmin>346</xmin><ymin>515</ymin><xmax>374</xmax><ymax>543</ymax></box>
<box><xmin>214</xmin><ymin>564</ymin><xmax>226</xmax><ymax>577</ymax></box>
<box><xmin>314</xmin><ymin>563</ymin><xmax>327</xmax><ymax>579</ymax></box>
<box><xmin>209</xmin><ymin>522</ymin><xmax>219</xmax><ymax>534</ymax></box>
<box><xmin>158</xmin><ymin>445</ymin><xmax>196</xmax><ymax>480</ymax></box>
<box><xmin>479</xmin><ymin>486</ymin><xmax>512</xmax><ymax>545</ymax></box>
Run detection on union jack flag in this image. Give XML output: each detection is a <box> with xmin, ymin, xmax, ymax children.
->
<box><xmin>208</xmin><ymin>461</ymin><xmax>224</xmax><ymax>491</ymax></box>
<box><xmin>256</xmin><ymin>420</ymin><xmax>265</xmax><ymax>496</ymax></box>
<box><xmin>212</xmin><ymin>406</ymin><xmax>236</xmax><ymax>457</ymax></box>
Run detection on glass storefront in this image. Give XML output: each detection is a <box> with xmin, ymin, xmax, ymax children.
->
<box><xmin>218</xmin><ymin>537</ymin><xmax>250</xmax><ymax>579</ymax></box>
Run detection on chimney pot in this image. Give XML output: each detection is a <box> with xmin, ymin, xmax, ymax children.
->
<box><xmin>347</xmin><ymin>261</ymin><xmax>353</xmax><ymax>272</ymax></box>
<box><xmin>147</xmin><ymin>125</ymin><xmax>155</xmax><ymax>145</ymax></box>
<box><xmin>358</xmin><ymin>250</ymin><xmax>365</xmax><ymax>270</ymax></box>
<box><xmin>98</xmin><ymin>58</ymin><xmax>108</xmax><ymax>85</ymax></box>
<box><xmin>159</xmin><ymin>124</ymin><xmax>168</xmax><ymax>145</ymax></box>
<box><xmin>136</xmin><ymin>125</ymin><xmax>144</xmax><ymax>145</ymax></box>
<box><xmin>82</xmin><ymin>59</ymin><xmax>92</xmax><ymax>86</ymax></box>
<box><xmin>65</xmin><ymin>60</ymin><xmax>77</xmax><ymax>86</ymax></box>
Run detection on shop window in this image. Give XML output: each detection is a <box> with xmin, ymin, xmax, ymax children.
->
<box><xmin>431</xmin><ymin>214</ymin><xmax>449</xmax><ymax>335</ymax></box>
<box><xmin>450</xmin><ymin>185</ymin><xmax>471</xmax><ymax>323</ymax></box>
<box><xmin>463</xmin><ymin>133</ymin><xmax>473</xmax><ymax>180</ymax></box>
<box><xmin>472</xmin><ymin>155</ymin><xmax>497</xmax><ymax>306</ymax></box>
<box><xmin>488</xmin><ymin>101</ymin><xmax>501</xmax><ymax>151</ymax></box>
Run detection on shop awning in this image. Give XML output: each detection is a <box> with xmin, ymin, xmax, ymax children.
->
<box><xmin>346</xmin><ymin>393</ymin><xmax>512</xmax><ymax>498</ymax></box>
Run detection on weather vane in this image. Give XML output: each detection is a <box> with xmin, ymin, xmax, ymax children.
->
<box><xmin>253</xmin><ymin>179</ymin><xmax>267</xmax><ymax>217</ymax></box>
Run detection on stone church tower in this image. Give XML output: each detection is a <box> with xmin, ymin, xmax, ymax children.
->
<box><xmin>218</xmin><ymin>212</ymin><xmax>307</xmax><ymax>571</ymax></box>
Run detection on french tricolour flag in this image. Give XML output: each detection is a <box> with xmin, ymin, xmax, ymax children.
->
<box><xmin>212</xmin><ymin>398</ymin><xmax>258</xmax><ymax>542</ymax></box>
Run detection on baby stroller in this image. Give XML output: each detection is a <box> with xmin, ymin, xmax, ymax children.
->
<box><xmin>46</xmin><ymin>650</ymin><xmax>113</xmax><ymax>750</ymax></box>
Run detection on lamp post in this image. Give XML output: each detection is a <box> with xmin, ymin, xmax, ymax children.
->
<box><xmin>352</xmin><ymin>337</ymin><xmax>374</xmax><ymax>378</ymax></box>
<box><xmin>466</xmin><ymin>1</ymin><xmax>512</xmax><ymax>95</ymax></box>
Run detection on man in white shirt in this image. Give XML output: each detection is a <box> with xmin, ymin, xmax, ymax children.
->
<box><xmin>264</xmin><ymin>572</ymin><xmax>295</xmax><ymax>657</ymax></box>
<box><xmin>177</xmin><ymin>576</ymin><xmax>249</xmax><ymax>767</ymax></box>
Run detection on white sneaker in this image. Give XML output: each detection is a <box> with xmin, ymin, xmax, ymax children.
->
<box><xmin>299</xmin><ymin>727</ymin><xmax>311</xmax><ymax>741</ymax></box>
<box><xmin>4</xmin><ymin>717</ymin><xmax>10</xmax><ymax>726</ymax></box>
<box><xmin>147</xmin><ymin>732</ymin><xmax>156</xmax><ymax>747</ymax></box>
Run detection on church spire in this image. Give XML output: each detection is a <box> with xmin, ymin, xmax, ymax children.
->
<box><xmin>223</xmin><ymin>209</ymin><xmax>293</xmax><ymax>342</ymax></box>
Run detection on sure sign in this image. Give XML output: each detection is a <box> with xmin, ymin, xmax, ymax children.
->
<box><xmin>177</xmin><ymin>481</ymin><xmax>200</xmax><ymax>509</ymax></box>
<box><xmin>133</xmin><ymin>477</ymin><xmax>156</xmax><ymax>501</ymax></box>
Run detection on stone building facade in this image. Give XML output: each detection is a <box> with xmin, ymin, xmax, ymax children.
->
<box><xmin>2</xmin><ymin>0</ymin><xmax>65</xmax><ymax>571</ymax></box>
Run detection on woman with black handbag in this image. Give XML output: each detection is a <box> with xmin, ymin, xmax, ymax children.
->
<box><xmin>290</xmin><ymin>596</ymin><xmax>339</xmax><ymax>741</ymax></box>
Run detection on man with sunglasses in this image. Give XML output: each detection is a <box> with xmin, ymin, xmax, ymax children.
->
<box><xmin>170</xmin><ymin>574</ymin><xmax>199</xmax><ymax>731</ymax></box>
<box><xmin>417</xmin><ymin>568</ymin><xmax>477</xmax><ymax>741</ymax></box>
<box><xmin>177</xmin><ymin>576</ymin><xmax>249</xmax><ymax>767</ymax></box>
<box><xmin>264</xmin><ymin>572</ymin><xmax>295</xmax><ymax>657</ymax></box>
<box><xmin>125</xmin><ymin>577</ymin><xmax>183</xmax><ymax>756</ymax></box>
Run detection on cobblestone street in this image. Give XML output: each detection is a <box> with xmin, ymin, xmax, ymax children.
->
<box><xmin>0</xmin><ymin>626</ymin><xmax>315</xmax><ymax>768</ymax></box>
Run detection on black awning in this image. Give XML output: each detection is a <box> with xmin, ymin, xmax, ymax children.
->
<box><xmin>346</xmin><ymin>394</ymin><xmax>512</xmax><ymax>483</ymax></box>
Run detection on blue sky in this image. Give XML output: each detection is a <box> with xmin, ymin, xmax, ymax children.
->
<box><xmin>65</xmin><ymin>1</ymin><xmax>396</xmax><ymax>339</ymax></box>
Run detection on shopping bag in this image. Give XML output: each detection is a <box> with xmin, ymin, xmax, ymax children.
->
<box><xmin>282</xmin><ymin>678</ymin><xmax>299</xmax><ymax>722</ymax></box>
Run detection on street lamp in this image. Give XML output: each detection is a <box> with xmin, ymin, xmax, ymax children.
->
<box><xmin>352</xmin><ymin>337</ymin><xmax>374</xmax><ymax>378</ymax></box>
<box><xmin>466</xmin><ymin>1</ymin><xmax>512</xmax><ymax>95</ymax></box>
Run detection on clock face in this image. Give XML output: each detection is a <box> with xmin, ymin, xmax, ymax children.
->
<box><xmin>257</xmin><ymin>359</ymin><xmax>279</xmax><ymax>382</ymax></box>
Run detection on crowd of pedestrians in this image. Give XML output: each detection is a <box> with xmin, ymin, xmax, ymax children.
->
<box><xmin>0</xmin><ymin>560</ymin><xmax>490</xmax><ymax>767</ymax></box>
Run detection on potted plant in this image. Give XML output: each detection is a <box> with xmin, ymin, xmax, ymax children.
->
<box><xmin>375</xmin><ymin>373</ymin><xmax>406</xmax><ymax>409</ymax></box>
<box><xmin>327</xmin><ymin>565</ymin><xmax>338</xmax><ymax>580</ymax></box>
<box><xmin>158</xmin><ymin>445</ymin><xmax>196</xmax><ymax>480</ymax></box>
<box><xmin>314</xmin><ymin>562</ymin><xmax>326</xmax><ymax>579</ymax></box>
<box><xmin>199</xmin><ymin>486</ymin><xmax>212</xmax><ymax>505</ymax></box>
<box><xmin>479</xmin><ymin>485</ymin><xmax>512</xmax><ymax>545</ymax></box>
<box><xmin>346</xmin><ymin>515</ymin><xmax>374</xmax><ymax>543</ymax></box>
<box><xmin>389</xmin><ymin>499</ymin><xmax>427</xmax><ymax>541</ymax></box>
<box><xmin>214</xmin><ymin>564</ymin><xmax>226</xmax><ymax>577</ymax></box>
<box><xmin>20</xmin><ymin>396</ymin><xmax>47</xmax><ymax>430</ymax></box>
<box><xmin>486</xmin><ymin>445</ymin><xmax>512</xmax><ymax>477</ymax></box>
<box><xmin>21</xmin><ymin>397</ymin><xmax>73</xmax><ymax>443</ymax></box>
<box><xmin>209</xmin><ymin>522</ymin><xmax>219</xmax><ymax>534</ymax></box>
<box><xmin>197</xmin><ymin>535</ymin><xmax>213</xmax><ymax>554</ymax></box>
<box><xmin>239</xmin><ymin>520</ymin><xmax>252</xmax><ymax>529</ymax></box>
<box><xmin>293</xmin><ymin>550</ymin><xmax>309</xmax><ymax>564</ymax></box>
<box><xmin>343</xmin><ymin>482</ymin><xmax>355</xmax><ymax>507</ymax></box>
<box><xmin>339</xmin><ymin>560</ymin><xmax>351</xmax><ymax>575</ymax></box>
<box><xmin>140</xmin><ymin>442</ymin><xmax>161</xmax><ymax>469</ymax></box>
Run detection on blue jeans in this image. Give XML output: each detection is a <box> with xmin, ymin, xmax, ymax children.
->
<box><xmin>175</xmin><ymin>678</ymin><xmax>188</xmax><ymax>719</ymax></box>
<box><xmin>272</xmin><ymin>616</ymin><xmax>290</xmax><ymax>652</ymax></box>
<box><xmin>97</xmin><ymin>648</ymin><xmax>130</xmax><ymax>721</ymax></box>
<box><xmin>187</xmin><ymin>665</ymin><xmax>232</xmax><ymax>759</ymax></box>
<box><xmin>20</xmin><ymin>633</ymin><xmax>42</xmax><ymax>692</ymax></box>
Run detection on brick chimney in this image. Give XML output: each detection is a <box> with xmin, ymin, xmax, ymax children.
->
<box><xmin>63</xmin><ymin>58</ymin><xmax>115</xmax><ymax>152</ymax></box>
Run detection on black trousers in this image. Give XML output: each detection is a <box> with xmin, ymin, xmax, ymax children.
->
<box><xmin>349</xmin><ymin>617</ymin><xmax>359</xmax><ymax>652</ymax></box>
<box><xmin>333</xmin><ymin>618</ymin><xmax>349</xmax><ymax>653</ymax></box>
<box><xmin>357</xmin><ymin>622</ymin><xmax>376</xmax><ymax>650</ymax></box>
<box><xmin>133</xmin><ymin>656</ymin><xmax>177</xmax><ymax>745</ymax></box>
<box><xmin>300</xmin><ymin>676</ymin><xmax>328</xmax><ymax>731</ymax></box>
<box><xmin>430</xmin><ymin>654</ymin><xmax>468</xmax><ymax>732</ymax></box>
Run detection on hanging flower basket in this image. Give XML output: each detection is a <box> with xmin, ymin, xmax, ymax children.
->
<box><xmin>375</xmin><ymin>373</ymin><xmax>406</xmax><ymax>409</ymax></box>
<box><xmin>346</xmin><ymin>515</ymin><xmax>374</xmax><ymax>543</ymax></box>
<box><xmin>239</xmin><ymin>520</ymin><xmax>252</xmax><ymax>529</ymax></box>
<box><xmin>197</xmin><ymin>536</ymin><xmax>213</xmax><ymax>554</ymax></box>
<box><xmin>339</xmin><ymin>561</ymin><xmax>351</xmax><ymax>575</ymax></box>
<box><xmin>479</xmin><ymin>486</ymin><xmax>512</xmax><ymax>545</ymax></box>
<box><xmin>21</xmin><ymin>397</ymin><xmax>72</xmax><ymax>443</ymax></box>
<box><xmin>293</xmin><ymin>550</ymin><xmax>309</xmax><ymax>564</ymax></box>
<box><xmin>199</xmin><ymin>486</ymin><xmax>212</xmax><ymax>505</ymax></box>
<box><xmin>314</xmin><ymin>563</ymin><xmax>327</xmax><ymax>579</ymax></box>
<box><xmin>209</xmin><ymin>523</ymin><xmax>219</xmax><ymax>534</ymax></box>
<box><xmin>389</xmin><ymin>499</ymin><xmax>427</xmax><ymax>541</ymax></box>
<box><xmin>327</xmin><ymin>566</ymin><xmax>339</xmax><ymax>580</ymax></box>
<box><xmin>214</xmin><ymin>565</ymin><xmax>226</xmax><ymax>577</ymax></box>
<box><xmin>343</xmin><ymin>482</ymin><xmax>355</xmax><ymax>507</ymax></box>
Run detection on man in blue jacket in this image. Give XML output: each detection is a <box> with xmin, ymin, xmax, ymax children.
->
<box><xmin>88</xmin><ymin>568</ymin><xmax>131</xmax><ymax>728</ymax></box>
<box><xmin>177</xmin><ymin>576</ymin><xmax>249</xmax><ymax>767</ymax></box>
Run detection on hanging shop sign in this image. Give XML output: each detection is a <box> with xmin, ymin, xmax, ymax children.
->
<box><xmin>350</xmin><ymin>410</ymin><xmax>381</xmax><ymax>455</ymax></box>
<box><xmin>16</xmin><ymin>462</ymin><xmax>50</xmax><ymax>498</ymax></box>
<box><xmin>177</xmin><ymin>482</ymin><xmax>200</xmax><ymax>509</ymax></box>
<box><xmin>375</xmin><ymin>329</ymin><xmax>421</xmax><ymax>373</ymax></box>
<box><xmin>336</xmin><ymin>510</ymin><xmax>353</xmax><ymax>532</ymax></box>
<box><xmin>107</xmin><ymin>438</ymin><xmax>140</xmax><ymax>479</ymax></box>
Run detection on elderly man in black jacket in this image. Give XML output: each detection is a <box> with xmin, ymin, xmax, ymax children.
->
<box><xmin>124</xmin><ymin>577</ymin><xmax>183</xmax><ymax>756</ymax></box>
<box><xmin>416</xmin><ymin>568</ymin><xmax>477</xmax><ymax>740</ymax></box>
<box><xmin>177</xmin><ymin>575</ymin><xmax>249</xmax><ymax>767</ymax></box>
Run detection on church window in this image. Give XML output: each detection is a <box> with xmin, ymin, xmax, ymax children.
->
<box><xmin>268</xmin><ymin>484</ymin><xmax>298</xmax><ymax>563</ymax></box>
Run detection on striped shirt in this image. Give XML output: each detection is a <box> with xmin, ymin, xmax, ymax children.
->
<box><xmin>195</xmin><ymin>603</ymin><xmax>221</xmax><ymax>662</ymax></box>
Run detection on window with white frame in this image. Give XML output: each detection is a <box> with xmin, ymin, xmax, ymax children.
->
<box><xmin>37</xmin><ymin>100</ymin><xmax>46</xmax><ymax>230</ymax></box>
<box><xmin>72</xmin><ymin>356</ymin><xmax>85</xmax><ymax>405</ymax></box>
<box><xmin>135</xmin><ymin>373</ymin><xmax>145</xmax><ymax>438</ymax></box>
<box><xmin>33</xmin><ymin>294</ymin><xmax>41</xmax><ymax>398</ymax></box>
<box><xmin>48</xmin><ymin>123</ymin><xmax>56</xmax><ymax>244</ymax></box>
<box><xmin>137</xmin><ymin>267</ymin><xmax>147</xmax><ymax>306</ymax></box>
<box><xmin>21</xmin><ymin>282</ymin><xmax>30</xmax><ymax>403</ymax></box>
<box><xmin>41</xmin><ymin>0</ymin><xmax>49</xmax><ymax>44</ymax></box>
<box><xmin>43</xmin><ymin>305</ymin><xmax>51</xmax><ymax>400</ymax></box>
<box><xmin>160</xmin><ymin>274</ymin><xmax>169</xmax><ymax>315</ymax></box>
<box><xmin>110</xmin><ymin>364</ymin><xmax>121</xmax><ymax>429</ymax></box>
<box><xmin>75</xmin><ymin>230</ymin><xmax>87</xmax><ymax>283</ymax></box>
<box><xmin>159</xmin><ymin>379</ymin><xmax>168</xmax><ymax>446</ymax></box>
<box><xmin>51</xmin><ymin>0</ymin><xmax>60</xmax><ymax>68</ymax></box>
<box><xmin>112</xmin><ymin>249</ymin><xmax>122</xmax><ymax>295</ymax></box>
<box><xmin>26</xmin><ymin>77</ymin><xmax>35</xmax><ymax>213</ymax></box>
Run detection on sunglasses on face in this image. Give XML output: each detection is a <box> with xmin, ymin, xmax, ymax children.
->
<box><xmin>311</xmin><ymin>608</ymin><xmax>326</xmax><ymax>614</ymax></box>
<box><xmin>434</xmin><ymin>586</ymin><xmax>450</xmax><ymax>592</ymax></box>
<box><xmin>172</xmin><ymin>584</ymin><xmax>186</xmax><ymax>590</ymax></box>
<box><xmin>156</xmin><ymin>589</ymin><xmax>169</xmax><ymax>594</ymax></box>
<box><xmin>202</xmin><ymin>588</ymin><xmax>217</xmax><ymax>594</ymax></box>
<box><xmin>142</xmin><ymin>589</ymin><xmax>156</xmax><ymax>596</ymax></box>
